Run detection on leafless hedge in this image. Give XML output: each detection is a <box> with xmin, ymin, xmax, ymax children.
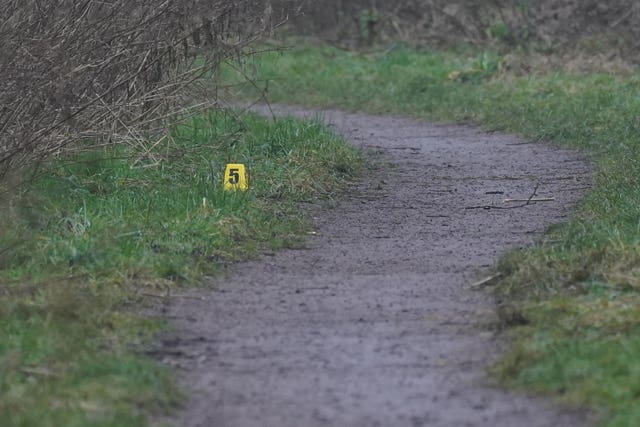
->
<box><xmin>0</xmin><ymin>0</ymin><xmax>283</xmax><ymax>178</ymax></box>
<box><xmin>279</xmin><ymin>0</ymin><xmax>640</xmax><ymax>50</ymax></box>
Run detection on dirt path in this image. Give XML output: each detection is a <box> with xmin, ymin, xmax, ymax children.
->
<box><xmin>154</xmin><ymin>106</ymin><xmax>591</xmax><ymax>427</ymax></box>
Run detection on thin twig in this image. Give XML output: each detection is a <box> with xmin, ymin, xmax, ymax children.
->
<box><xmin>465</xmin><ymin>183</ymin><xmax>543</xmax><ymax>210</ymax></box>
<box><xmin>469</xmin><ymin>273</ymin><xmax>503</xmax><ymax>290</ymax></box>
<box><xmin>21</xmin><ymin>367</ymin><xmax>60</xmax><ymax>378</ymax></box>
<box><xmin>139</xmin><ymin>292</ymin><xmax>206</xmax><ymax>301</ymax></box>
<box><xmin>503</xmin><ymin>197</ymin><xmax>555</xmax><ymax>203</ymax></box>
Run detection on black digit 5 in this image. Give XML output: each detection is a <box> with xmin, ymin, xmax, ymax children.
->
<box><xmin>228</xmin><ymin>168</ymin><xmax>240</xmax><ymax>184</ymax></box>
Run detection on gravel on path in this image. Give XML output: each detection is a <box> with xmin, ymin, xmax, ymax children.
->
<box><xmin>153</xmin><ymin>106</ymin><xmax>591</xmax><ymax>427</ymax></box>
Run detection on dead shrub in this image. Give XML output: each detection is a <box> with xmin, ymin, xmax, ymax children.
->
<box><xmin>0</xmin><ymin>1</ymin><xmax>285</xmax><ymax>180</ymax></box>
<box><xmin>276</xmin><ymin>0</ymin><xmax>640</xmax><ymax>55</ymax></box>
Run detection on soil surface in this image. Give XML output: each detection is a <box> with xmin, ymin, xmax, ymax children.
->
<box><xmin>153</xmin><ymin>106</ymin><xmax>592</xmax><ymax>427</ymax></box>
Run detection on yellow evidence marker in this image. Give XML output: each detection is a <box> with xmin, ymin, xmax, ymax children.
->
<box><xmin>223</xmin><ymin>163</ymin><xmax>249</xmax><ymax>191</ymax></box>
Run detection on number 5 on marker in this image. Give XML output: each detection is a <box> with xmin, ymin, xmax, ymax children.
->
<box><xmin>224</xmin><ymin>163</ymin><xmax>248</xmax><ymax>191</ymax></box>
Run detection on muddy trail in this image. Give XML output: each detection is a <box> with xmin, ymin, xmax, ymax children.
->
<box><xmin>153</xmin><ymin>106</ymin><xmax>591</xmax><ymax>427</ymax></box>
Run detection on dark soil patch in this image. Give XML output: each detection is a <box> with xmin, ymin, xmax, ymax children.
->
<box><xmin>152</xmin><ymin>106</ymin><xmax>592</xmax><ymax>427</ymax></box>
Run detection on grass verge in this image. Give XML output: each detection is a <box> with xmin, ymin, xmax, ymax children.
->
<box><xmin>230</xmin><ymin>42</ymin><xmax>640</xmax><ymax>425</ymax></box>
<box><xmin>0</xmin><ymin>110</ymin><xmax>361</xmax><ymax>426</ymax></box>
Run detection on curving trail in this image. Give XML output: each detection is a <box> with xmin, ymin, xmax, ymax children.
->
<box><xmin>154</xmin><ymin>106</ymin><xmax>591</xmax><ymax>427</ymax></box>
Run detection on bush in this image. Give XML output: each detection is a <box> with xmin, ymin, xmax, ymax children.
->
<box><xmin>0</xmin><ymin>1</ymin><xmax>280</xmax><ymax>181</ymax></box>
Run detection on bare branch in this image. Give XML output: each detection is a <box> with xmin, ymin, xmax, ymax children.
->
<box><xmin>0</xmin><ymin>0</ymin><xmax>282</xmax><ymax>179</ymax></box>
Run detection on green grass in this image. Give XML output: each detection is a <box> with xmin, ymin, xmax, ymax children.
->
<box><xmin>228</xmin><ymin>42</ymin><xmax>640</xmax><ymax>425</ymax></box>
<box><xmin>0</xmin><ymin>109</ymin><xmax>360</xmax><ymax>426</ymax></box>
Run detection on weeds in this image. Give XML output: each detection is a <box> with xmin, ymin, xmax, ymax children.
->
<box><xmin>448</xmin><ymin>51</ymin><xmax>504</xmax><ymax>83</ymax></box>
<box><xmin>234</xmin><ymin>43</ymin><xmax>640</xmax><ymax>425</ymax></box>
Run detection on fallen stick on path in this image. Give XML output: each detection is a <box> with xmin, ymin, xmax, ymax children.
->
<box><xmin>466</xmin><ymin>183</ymin><xmax>549</xmax><ymax>210</ymax></box>
<box><xmin>503</xmin><ymin>197</ymin><xmax>555</xmax><ymax>203</ymax></box>
<box><xmin>139</xmin><ymin>292</ymin><xmax>206</xmax><ymax>301</ymax></box>
<box><xmin>469</xmin><ymin>273</ymin><xmax>503</xmax><ymax>290</ymax></box>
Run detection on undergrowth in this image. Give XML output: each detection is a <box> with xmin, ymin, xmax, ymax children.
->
<box><xmin>229</xmin><ymin>42</ymin><xmax>640</xmax><ymax>426</ymax></box>
<box><xmin>0</xmin><ymin>110</ymin><xmax>360</xmax><ymax>426</ymax></box>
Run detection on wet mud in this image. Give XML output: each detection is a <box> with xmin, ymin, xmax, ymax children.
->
<box><xmin>153</xmin><ymin>106</ymin><xmax>591</xmax><ymax>427</ymax></box>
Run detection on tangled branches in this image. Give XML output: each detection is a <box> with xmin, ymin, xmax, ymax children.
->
<box><xmin>280</xmin><ymin>0</ymin><xmax>640</xmax><ymax>50</ymax></box>
<box><xmin>0</xmin><ymin>0</ymin><xmax>277</xmax><ymax>178</ymax></box>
